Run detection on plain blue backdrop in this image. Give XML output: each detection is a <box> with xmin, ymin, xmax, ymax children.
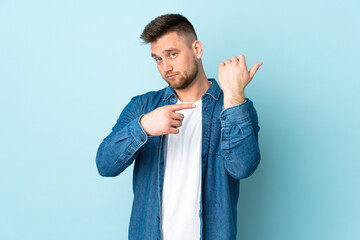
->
<box><xmin>1</xmin><ymin>0</ymin><xmax>359</xmax><ymax>239</ymax></box>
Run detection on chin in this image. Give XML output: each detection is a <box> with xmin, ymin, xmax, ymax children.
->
<box><xmin>164</xmin><ymin>74</ymin><xmax>195</xmax><ymax>90</ymax></box>
<box><xmin>170</xmin><ymin>80</ymin><xmax>189</xmax><ymax>90</ymax></box>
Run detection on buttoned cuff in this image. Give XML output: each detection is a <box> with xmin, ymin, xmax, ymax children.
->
<box><xmin>128</xmin><ymin>115</ymin><xmax>149</xmax><ymax>146</ymax></box>
<box><xmin>220</xmin><ymin>98</ymin><xmax>251</xmax><ymax>127</ymax></box>
<box><xmin>111</xmin><ymin>115</ymin><xmax>148</xmax><ymax>144</ymax></box>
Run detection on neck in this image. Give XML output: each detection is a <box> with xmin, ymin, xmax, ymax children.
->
<box><xmin>174</xmin><ymin>70</ymin><xmax>210</xmax><ymax>102</ymax></box>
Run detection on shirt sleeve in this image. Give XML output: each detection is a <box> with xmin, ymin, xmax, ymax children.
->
<box><xmin>219</xmin><ymin>98</ymin><xmax>261</xmax><ymax>179</ymax></box>
<box><xmin>96</xmin><ymin>96</ymin><xmax>148</xmax><ymax>177</ymax></box>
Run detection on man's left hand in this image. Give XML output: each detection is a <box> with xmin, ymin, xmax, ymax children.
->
<box><xmin>218</xmin><ymin>54</ymin><xmax>262</xmax><ymax>109</ymax></box>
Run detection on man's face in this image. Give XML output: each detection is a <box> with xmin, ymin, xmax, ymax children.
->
<box><xmin>151</xmin><ymin>31</ymin><xmax>199</xmax><ymax>90</ymax></box>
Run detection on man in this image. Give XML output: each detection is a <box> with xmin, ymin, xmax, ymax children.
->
<box><xmin>96</xmin><ymin>13</ymin><xmax>262</xmax><ymax>240</ymax></box>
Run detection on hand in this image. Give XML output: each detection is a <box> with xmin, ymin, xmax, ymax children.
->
<box><xmin>218</xmin><ymin>54</ymin><xmax>262</xmax><ymax>109</ymax></box>
<box><xmin>140</xmin><ymin>103</ymin><xmax>196</xmax><ymax>136</ymax></box>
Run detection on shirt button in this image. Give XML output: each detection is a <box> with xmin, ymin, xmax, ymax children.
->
<box><xmin>128</xmin><ymin>152</ymin><xmax>132</xmax><ymax>156</ymax></box>
<box><xmin>157</xmin><ymin>216</ymin><xmax>160</xmax><ymax>220</ymax></box>
<box><xmin>222</xmin><ymin>116</ymin><xmax>226</xmax><ymax>120</ymax></box>
<box><xmin>222</xmin><ymin>137</ymin><xmax>226</xmax><ymax>141</ymax></box>
<box><xmin>141</xmin><ymin>138</ymin><xmax>145</xmax><ymax>142</ymax></box>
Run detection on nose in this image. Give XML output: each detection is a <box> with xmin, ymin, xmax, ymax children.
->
<box><xmin>162</xmin><ymin>59</ymin><xmax>173</xmax><ymax>73</ymax></box>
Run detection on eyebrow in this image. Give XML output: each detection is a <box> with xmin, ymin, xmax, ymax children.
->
<box><xmin>151</xmin><ymin>48</ymin><xmax>181</xmax><ymax>58</ymax></box>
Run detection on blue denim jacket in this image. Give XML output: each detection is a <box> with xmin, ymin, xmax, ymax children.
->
<box><xmin>96</xmin><ymin>78</ymin><xmax>260</xmax><ymax>240</ymax></box>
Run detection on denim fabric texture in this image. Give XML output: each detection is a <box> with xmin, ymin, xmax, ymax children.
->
<box><xmin>96</xmin><ymin>78</ymin><xmax>261</xmax><ymax>240</ymax></box>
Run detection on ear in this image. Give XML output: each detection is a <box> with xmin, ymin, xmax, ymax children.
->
<box><xmin>192</xmin><ymin>40</ymin><xmax>203</xmax><ymax>59</ymax></box>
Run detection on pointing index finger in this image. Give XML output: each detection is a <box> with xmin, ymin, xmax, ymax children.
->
<box><xmin>170</xmin><ymin>103</ymin><xmax>196</xmax><ymax>112</ymax></box>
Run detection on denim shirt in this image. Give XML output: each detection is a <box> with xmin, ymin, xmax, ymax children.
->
<box><xmin>96</xmin><ymin>78</ymin><xmax>260</xmax><ymax>240</ymax></box>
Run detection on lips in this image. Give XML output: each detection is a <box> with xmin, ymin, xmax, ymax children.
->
<box><xmin>166</xmin><ymin>74</ymin><xmax>177</xmax><ymax>80</ymax></box>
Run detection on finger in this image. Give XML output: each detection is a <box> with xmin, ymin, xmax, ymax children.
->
<box><xmin>231</xmin><ymin>56</ymin><xmax>239</xmax><ymax>63</ymax></box>
<box><xmin>249</xmin><ymin>62</ymin><xmax>263</xmax><ymax>80</ymax></box>
<box><xmin>225</xmin><ymin>59</ymin><xmax>231</xmax><ymax>65</ymax></box>
<box><xmin>170</xmin><ymin>119</ymin><xmax>182</xmax><ymax>128</ymax></box>
<box><xmin>238</xmin><ymin>54</ymin><xmax>247</xmax><ymax>68</ymax></box>
<box><xmin>170</xmin><ymin>103</ymin><xmax>196</xmax><ymax>111</ymax></box>
<box><xmin>219</xmin><ymin>62</ymin><xmax>225</xmax><ymax>68</ymax></box>
<box><xmin>172</xmin><ymin>112</ymin><xmax>184</xmax><ymax>121</ymax></box>
<box><xmin>168</xmin><ymin>127</ymin><xmax>180</xmax><ymax>134</ymax></box>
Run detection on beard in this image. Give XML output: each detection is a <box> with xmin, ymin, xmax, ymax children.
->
<box><xmin>163</xmin><ymin>58</ymin><xmax>199</xmax><ymax>90</ymax></box>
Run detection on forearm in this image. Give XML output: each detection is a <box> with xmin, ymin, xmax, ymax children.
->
<box><xmin>220</xmin><ymin>99</ymin><xmax>260</xmax><ymax>179</ymax></box>
<box><xmin>96</xmin><ymin>115</ymin><xmax>148</xmax><ymax>177</ymax></box>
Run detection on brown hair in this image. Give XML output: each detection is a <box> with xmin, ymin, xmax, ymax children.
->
<box><xmin>140</xmin><ymin>13</ymin><xmax>197</xmax><ymax>45</ymax></box>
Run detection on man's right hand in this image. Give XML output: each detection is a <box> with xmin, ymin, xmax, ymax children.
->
<box><xmin>140</xmin><ymin>103</ymin><xmax>196</xmax><ymax>136</ymax></box>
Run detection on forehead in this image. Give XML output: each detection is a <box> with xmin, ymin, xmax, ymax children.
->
<box><xmin>151</xmin><ymin>31</ymin><xmax>188</xmax><ymax>54</ymax></box>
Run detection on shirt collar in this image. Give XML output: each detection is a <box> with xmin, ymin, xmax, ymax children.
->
<box><xmin>163</xmin><ymin>78</ymin><xmax>221</xmax><ymax>101</ymax></box>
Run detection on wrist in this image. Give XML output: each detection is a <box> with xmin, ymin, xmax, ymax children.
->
<box><xmin>223</xmin><ymin>94</ymin><xmax>245</xmax><ymax>109</ymax></box>
<box><xmin>139</xmin><ymin>115</ymin><xmax>150</xmax><ymax>136</ymax></box>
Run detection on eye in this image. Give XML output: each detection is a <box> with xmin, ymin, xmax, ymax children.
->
<box><xmin>155</xmin><ymin>57</ymin><xmax>162</xmax><ymax>62</ymax></box>
<box><xmin>170</xmin><ymin>53</ymin><xmax>177</xmax><ymax>58</ymax></box>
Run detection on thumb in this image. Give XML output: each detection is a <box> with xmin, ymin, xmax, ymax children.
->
<box><xmin>249</xmin><ymin>62</ymin><xmax>263</xmax><ymax>80</ymax></box>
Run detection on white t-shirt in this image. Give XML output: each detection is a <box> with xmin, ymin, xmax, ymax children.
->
<box><xmin>161</xmin><ymin>98</ymin><xmax>203</xmax><ymax>240</ymax></box>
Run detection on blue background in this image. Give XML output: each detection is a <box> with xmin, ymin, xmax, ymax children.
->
<box><xmin>1</xmin><ymin>0</ymin><xmax>359</xmax><ymax>239</ymax></box>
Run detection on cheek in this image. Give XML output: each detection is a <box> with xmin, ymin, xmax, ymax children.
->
<box><xmin>177</xmin><ymin>58</ymin><xmax>188</xmax><ymax>71</ymax></box>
